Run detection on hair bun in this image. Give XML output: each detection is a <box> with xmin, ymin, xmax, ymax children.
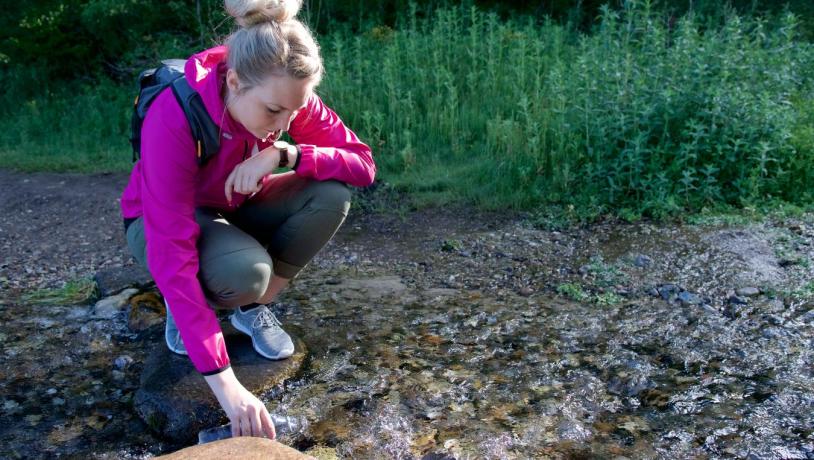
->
<box><xmin>225</xmin><ymin>0</ymin><xmax>302</xmax><ymax>27</ymax></box>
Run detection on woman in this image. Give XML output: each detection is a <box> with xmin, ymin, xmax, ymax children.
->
<box><xmin>119</xmin><ymin>0</ymin><xmax>375</xmax><ymax>440</ymax></box>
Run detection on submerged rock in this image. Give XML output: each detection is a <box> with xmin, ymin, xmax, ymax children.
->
<box><xmin>135</xmin><ymin>326</ymin><xmax>307</xmax><ymax>443</ymax></box>
<box><xmin>155</xmin><ymin>436</ymin><xmax>309</xmax><ymax>459</ymax></box>
<box><xmin>127</xmin><ymin>291</ymin><xmax>166</xmax><ymax>331</ymax></box>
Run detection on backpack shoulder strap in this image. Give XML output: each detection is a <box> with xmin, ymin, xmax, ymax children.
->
<box><xmin>169</xmin><ymin>77</ymin><xmax>221</xmax><ymax>166</ymax></box>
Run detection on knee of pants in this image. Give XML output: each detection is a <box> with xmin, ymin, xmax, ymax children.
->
<box><xmin>201</xmin><ymin>250</ymin><xmax>272</xmax><ymax>308</ymax></box>
<box><xmin>307</xmin><ymin>180</ymin><xmax>352</xmax><ymax>215</ymax></box>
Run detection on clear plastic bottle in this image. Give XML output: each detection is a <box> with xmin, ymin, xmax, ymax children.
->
<box><xmin>197</xmin><ymin>414</ymin><xmax>304</xmax><ymax>444</ymax></box>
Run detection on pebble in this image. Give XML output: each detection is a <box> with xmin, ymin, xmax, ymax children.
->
<box><xmin>657</xmin><ymin>284</ymin><xmax>680</xmax><ymax>300</ymax></box>
<box><xmin>723</xmin><ymin>303</ymin><xmax>749</xmax><ymax>320</ymax></box>
<box><xmin>736</xmin><ymin>287</ymin><xmax>760</xmax><ymax>297</ymax></box>
<box><xmin>114</xmin><ymin>355</ymin><xmax>134</xmax><ymax>370</ymax></box>
<box><xmin>634</xmin><ymin>254</ymin><xmax>653</xmax><ymax>267</ymax></box>
<box><xmin>678</xmin><ymin>291</ymin><xmax>703</xmax><ymax>306</ymax></box>
<box><xmin>727</xmin><ymin>295</ymin><xmax>748</xmax><ymax>305</ymax></box>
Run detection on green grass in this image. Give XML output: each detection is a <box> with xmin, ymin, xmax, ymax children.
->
<box><xmin>1</xmin><ymin>2</ymin><xmax>813</xmax><ymax>219</ymax></box>
<box><xmin>0</xmin><ymin>76</ymin><xmax>132</xmax><ymax>173</ymax></box>
<box><xmin>15</xmin><ymin>278</ymin><xmax>98</xmax><ymax>306</ymax></box>
<box><xmin>557</xmin><ymin>283</ymin><xmax>588</xmax><ymax>302</ymax></box>
<box><xmin>556</xmin><ymin>282</ymin><xmax>625</xmax><ymax>305</ymax></box>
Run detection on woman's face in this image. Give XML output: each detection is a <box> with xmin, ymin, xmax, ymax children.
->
<box><xmin>225</xmin><ymin>69</ymin><xmax>315</xmax><ymax>141</ymax></box>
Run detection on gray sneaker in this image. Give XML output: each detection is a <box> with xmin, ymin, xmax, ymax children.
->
<box><xmin>230</xmin><ymin>305</ymin><xmax>294</xmax><ymax>360</ymax></box>
<box><xmin>164</xmin><ymin>299</ymin><xmax>188</xmax><ymax>356</ymax></box>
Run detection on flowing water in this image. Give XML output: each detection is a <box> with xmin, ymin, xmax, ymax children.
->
<box><xmin>1</xmin><ymin>216</ymin><xmax>813</xmax><ymax>458</ymax></box>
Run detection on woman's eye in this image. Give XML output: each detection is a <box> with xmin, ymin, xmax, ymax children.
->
<box><xmin>267</xmin><ymin>108</ymin><xmax>280</xmax><ymax>115</ymax></box>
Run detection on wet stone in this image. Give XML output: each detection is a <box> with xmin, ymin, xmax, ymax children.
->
<box><xmin>127</xmin><ymin>291</ymin><xmax>166</xmax><ymax>331</ymax></box>
<box><xmin>113</xmin><ymin>355</ymin><xmax>134</xmax><ymax>371</ymax></box>
<box><xmin>638</xmin><ymin>388</ymin><xmax>670</xmax><ymax>409</ymax></box>
<box><xmin>736</xmin><ymin>287</ymin><xmax>761</xmax><ymax>297</ymax></box>
<box><xmin>677</xmin><ymin>291</ymin><xmax>703</xmax><ymax>306</ymax></box>
<box><xmin>135</xmin><ymin>326</ymin><xmax>307</xmax><ymax>443</ymax></box>
<box><xmin>92</xmin><ymin>288</ymin><xmax>139</xmax><ymax>319</ymax></box>
<box><xmin>723</xmin><ymin>302</ymin><xmax>750</xmax><ymax>320</ymax></box>
<box><xmin>657</xmin><ymin>284</ymin><xmax>680</xmax><ymax>301</ymax></box>
<box><xmin>633</xmin><ymin>254</ymin><xmax>653</xmax><ymax>268</ymax></box>
<box><xmin>727</xmin><ymin>295</ymin><xmax>748</xmax><ymax>305</ymax></box>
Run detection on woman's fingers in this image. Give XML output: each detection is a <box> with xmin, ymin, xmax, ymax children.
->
<box><xmin>224</xmin><ymin>167</ymin><xmax>237</xmax><ymax>203</ymax></box>
<box><xmin>242</xmin><ymin>172</ymin><xmax>255</xmax><ymax>195</ymax></box>
<box><xmin>260</xmin><ymin>408</ymin><xmax>277</xmax><ymax>440</ymax></box>
<box><xmin>251</xmin><ymin>408</ymin><xmax>263</xmax><ymax>437</ymax></box>
<box><xmin>240</xmin><ymin>416</ymin><xmax>253</xmax><ymax>437</ymax></box>
<box><xmin>230</xmin><ymin>417</ymin><xmax>240</xmax><ymax>437</ymax></box>
<box><xmin>225</xmin><ymin>164</ymin><xmax>264</xmax><ymax>202</ymax></box>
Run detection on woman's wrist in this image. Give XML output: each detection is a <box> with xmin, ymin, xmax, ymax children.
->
<box><xmin>288</xmin><ymin>145</ymin><xmax>299</xmax><ymax>170</ymax></box>
<box><xmin>204</xmin><ymin>366</ymin><xmax>241</xmax><ymax>400</ymax></box>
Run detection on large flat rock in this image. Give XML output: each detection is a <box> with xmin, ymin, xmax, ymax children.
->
<box><xmin>94</xmin><ymin>264</ymin><xmax>153</xmax><ymax>297</ymax></box>
<box><xmin>135</xmin><ymin>325</ymin><xmax>307</xmax><ymax>443</ymax></box>
<box><xmin>155</xmin><ymin>437</ymin><xmax>312</xmax><ymax>459</ymax></box>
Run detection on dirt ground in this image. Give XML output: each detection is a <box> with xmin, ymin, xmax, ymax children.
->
<box><xmin>1</xmin><ymin>168</ymin><xmax>813</xmax><ymax>306</ymax></box>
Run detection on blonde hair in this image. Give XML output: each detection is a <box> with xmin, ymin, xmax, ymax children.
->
<box><xmin>224</xmin><ymin>0</ymin><xmax>322</xmax><ymax>90</ymax></box>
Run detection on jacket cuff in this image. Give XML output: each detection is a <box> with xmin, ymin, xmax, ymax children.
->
<box><xmin>292</xmin><ymin>144</ymin><xmax>302</xmax><ymax>170</ymax></box>
<box><xmin>294</xmin><ymin>144</ymin><xmax>316</xmax><ymax>177</ymax></box>
<box><xmin>200</xmin><ymin>363</ymin><xmax>231</xmax><ymax>376</ymax></box>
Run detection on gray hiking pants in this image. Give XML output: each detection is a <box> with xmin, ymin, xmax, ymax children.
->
<box><xmin>125</xmin><ymin>172</ymin><xmax>351</xmax><ymax>309</ymax></box>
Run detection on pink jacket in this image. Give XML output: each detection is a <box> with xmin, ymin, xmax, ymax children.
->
<box><xmin>120</xmin><ymin>46</ymin><xmax>375</xmax><ymax>374</ymax></box>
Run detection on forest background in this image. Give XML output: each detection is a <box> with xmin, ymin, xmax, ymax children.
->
<box><xmin>1</xmin><ymin>0</ymin><xmax>813</xmax><ymax>222</ymax></box>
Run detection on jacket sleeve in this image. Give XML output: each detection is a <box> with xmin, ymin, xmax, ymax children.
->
<box><xmin>139</xmin><ymin>93</ymin><xmax>231</xmax><ymax>375</ymax></box>
<box><xmin>288</xmin><ymin>93</ymin><xmax>376</xmax><ymax>187</ymax></box>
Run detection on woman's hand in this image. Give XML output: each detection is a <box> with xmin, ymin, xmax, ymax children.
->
<box><xmin>204</xmin><ymin>367</ymin><xmax>276</xmax><ymax>439</ymax></box>
<box><xmin>224</xmin><ymin>147</ymin><xmax>281</xmax><ymax>204</ymax></box>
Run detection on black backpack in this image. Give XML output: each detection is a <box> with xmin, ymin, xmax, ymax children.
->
<box><xmin>129</xmin><ymin>59</ymin><xmax>220</xmax><ymax>165</ymax></box>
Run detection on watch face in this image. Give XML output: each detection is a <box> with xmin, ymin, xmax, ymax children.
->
<box><xmin>273</xmin><ymin>140</ymin><xmax>289</xmax><ymax>150</ymax></box>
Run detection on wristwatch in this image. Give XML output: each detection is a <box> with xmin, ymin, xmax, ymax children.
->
<box><xmin>273</xmin><ymin>140</ymin><xmax>290</xmax><ymax>168</ymax></box>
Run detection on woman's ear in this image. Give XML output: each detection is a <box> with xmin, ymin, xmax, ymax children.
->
<box><xmin>226</xmin><ymin>68</ymin><xmax>241</xmax><ymax>94</ymax></box>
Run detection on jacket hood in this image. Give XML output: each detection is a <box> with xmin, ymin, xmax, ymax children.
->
<box><xmin>183</xmin><ymin>45</ymin><xmax>253</xmax><ymax>140</ymax></box>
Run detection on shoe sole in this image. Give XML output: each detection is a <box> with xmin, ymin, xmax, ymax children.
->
<box><xmin>230</xmin><ymin>314</ymin><xmax>293</xmax><ymax>360</ymax></box>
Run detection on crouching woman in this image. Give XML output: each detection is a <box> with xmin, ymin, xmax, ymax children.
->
<box><xmin>119</xmin><ymin>0</ymin><xmax>375</xmax><ymax>440</ymax></box>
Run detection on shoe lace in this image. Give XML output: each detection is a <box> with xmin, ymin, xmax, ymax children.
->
<box><xmin>252</xmin><ymin>306</ymin><xmax>283</xmax><ymax>330</ymax></box>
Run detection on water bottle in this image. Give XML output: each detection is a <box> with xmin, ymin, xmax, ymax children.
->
<box><xmin>197</xmin><ymin>414</ymin><xmax>304</xmax><ymax>444</ymax></box>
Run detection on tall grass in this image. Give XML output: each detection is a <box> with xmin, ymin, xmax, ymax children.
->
<box><xmin>321</xmin><ymin>1</ymin><xmax>814</xmax><ymax>217</ymax></box>
<box><xmin>1</xmin><ymin>1</ymin><xmax>812</xmax><ymax>218</ymax></box>
<box><xmin>0</xmin><ymin>73</ymin><xmax>132</xmax><ymax>172</ymax></box>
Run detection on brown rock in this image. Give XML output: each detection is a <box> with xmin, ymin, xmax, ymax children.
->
<box><xmin>127</xmin><ymin>291</ymin><xmax>166</xmax><ymax>331</ymax></box>
<box><xmin>156</xmin><ymin>437</ymin><xmax>313</xmax><ymax>459</ymax></box>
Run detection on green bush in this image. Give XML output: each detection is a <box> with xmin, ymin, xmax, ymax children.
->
<box><xmin>320</xmin><ymin>2</ymin><xmax>814</xmax><ymax>216</ymax></box>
